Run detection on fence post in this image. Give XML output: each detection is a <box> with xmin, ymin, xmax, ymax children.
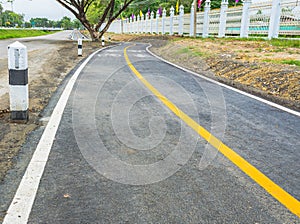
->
<box><xmin>162</xmin><ymin>8</ymin><xmax>166</xmax><ymax>35</ymax></box>
<box><xmin>135</xmin><ymin>15</ymin><xmax>138</xmax><ymax>33</ymax></box>
<box><xmin>146</xmin><ymin>12</ymin><xmax>149</xmax><ymax>33</ymax></box>
<box><xmin>170</xmin><ymin>6</ymin><xmax>175</xmax><ymax>35</ymax></box>
<box><xmin>268</xmin><ymin>0</ymin><xmax>281</xmax><ymax>39</ymax></box>
<box><xmin>240</xmin><ymin>0</ymin><xmax>252</xmax><ymax>37</ymax></box>
<box><xmin>137</xmin><ymin>14</ymin><xmax>140</xmax><ymax>33</ymax></box>
<box><xmin>150</xmin><ymin>11</ymin><xmax>154</xmax><ymax>34</ymax></box>
<box><xmin>120</xmin><ymin>19</ymin><xmax>123</xmax><ymax>34</ymax></box>
<box><xmin>129</xmin><ymin>17</ymin><xmax>132</xmax><ymax>33</ymax></box>
<box><xmin>190</xmin><ymin>2</ymin><xmax>195</xmax><ymax>37</ymax></box>
<box><xmin>141</xmin><ymin>13</ymin><xmax>144</xmax><ymax>33</ymax></box>
<box><xmin>218</xmin><ymin>0</ymin><xmax>228</xmax><ymax>38</ymax></box>
<box><xmin>179</xmin><ymin>5</ymin><xmax>184</xmax><ymax>35</ymax></box>
<box><xmin>156</xmin><ymin>10</ymin><xmax>159</xmax><ymax>34</ymax></box>
<box><xmin>202</xmin><ymin>0</ymin><xmax>211</xmax><ymax>38</ymax></box>
<box><xmin>8</xmin><ymin>41</ymin><xmax>28</xmax><ymax>121</ymax></box>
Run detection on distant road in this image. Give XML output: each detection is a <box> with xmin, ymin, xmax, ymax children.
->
<box><xmin>0</xmin><ymin>30</ymin><xmax>73</xmax><ymax>59</ymax></box>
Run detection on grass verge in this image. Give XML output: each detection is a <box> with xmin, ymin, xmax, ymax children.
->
<box><xmin>0</xmin><ymin>29</ymin><xmax>58</xmax><ymax>40</ymax></box>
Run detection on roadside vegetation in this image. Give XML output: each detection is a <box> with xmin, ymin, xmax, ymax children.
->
<box><xmin>0</xmin><ymin>29</ymin><xmax>57</xmax><ymax>40</ymax></box>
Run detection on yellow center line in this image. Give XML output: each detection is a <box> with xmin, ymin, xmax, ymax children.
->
<box><xmin>124</xmin><ymin>45</ymin><xmax>300</xmax><ymax>218</ymax></box>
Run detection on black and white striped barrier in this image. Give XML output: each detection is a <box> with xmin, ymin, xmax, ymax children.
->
<box><xmin>8</xmin><ymin>41</ymin><xmax>28</xmax><ymax>121</ymax></box>
<box><xmin>78</xmin><ymin>38</ymin><xmax>82</xmax><ymax>56</ymax></box>
<box><xmin>101</xmin><ymin>36</ymin><xmax>105</xmax><ymax>47</ymax></box>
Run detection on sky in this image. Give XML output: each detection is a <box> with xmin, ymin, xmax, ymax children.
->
<box><xmin>2</xmin><ymin>0</ymin><xmax>76</xmax><ymax>21</ymax></box>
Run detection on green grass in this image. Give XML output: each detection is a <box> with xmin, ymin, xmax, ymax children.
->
<box><xmin>0</xmin><ymin>29</ymin><xmax>58</xmax><ymax>40</ymax></box>
<box><xmin>176</xmin><ymin>47</ymin><xmax>207</xmax><ymax>57</ymax></box>
<box><xmin>263</xmin><ymin>59</ymin><xmax>300</xmax><ymax>67</ymax></box>
<box><xmin>269</xmin><ymin>39</ymin><xmax>300</xmax><ymax>48</ymax></box>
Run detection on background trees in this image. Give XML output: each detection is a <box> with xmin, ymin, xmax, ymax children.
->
<box><xmin>56</xmin><ymin>0</ymin><xmax>138</xmax><ymax>40</ymax></box>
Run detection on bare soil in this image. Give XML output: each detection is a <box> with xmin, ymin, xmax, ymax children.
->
<box><xmin>0</xmin><ymin>40</ymin><xmax>102</xmax><ymax>183</ymax></box>
<box><xmin>110</xmin><ymin>33</ymin><xmax>300</xmax><ymax>111</ymax></box>
<box><xmin>0</xmin><ymin>34</ymin><xmax>299</xmax><ymax>188</ymax></box>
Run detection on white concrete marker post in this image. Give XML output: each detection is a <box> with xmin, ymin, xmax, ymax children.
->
<box><xmin>78</xmin><ymin>38</ymin><xmax>83</xmax><ymax>56</ymax></box>
<box><xmin>101</xmin><ymin>36</ymin><xmax>105</xmax><ymax>46</ymax></box>
<box><xmin>8</xmin><ymin>41</ymin><xmax>29</xmax><ymax>121</ymax></box>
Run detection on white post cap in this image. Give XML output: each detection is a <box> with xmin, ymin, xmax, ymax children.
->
<box><xmin>8</xmin><ymin>41</ymin><xmax>28</xmax><ymax>70</ymax></box>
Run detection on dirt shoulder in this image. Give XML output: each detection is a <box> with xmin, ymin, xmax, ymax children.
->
<box><xmin>111</xmin><ymin>34</ymin><xmax>300</xmax><ymax>111</ymax></box>
<box><xmin>0</xmin><ymin>40</ymin><xmax>102</xmax><ymax>184</ymax></box>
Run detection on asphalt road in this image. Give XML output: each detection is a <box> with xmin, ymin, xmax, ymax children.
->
<box><xmin>3</xmin><ymin>43</ymin><xmax>300</xmax><ymax>223</ymax></box>
<box><xmin>0</xmin><ymin>30</ymin><xmax>72</xmax><ymax>59</ymax></box>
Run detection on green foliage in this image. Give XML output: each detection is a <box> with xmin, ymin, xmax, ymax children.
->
<box><xmin>263</xmin><ymin>58</ymin><xmax>300</xmax><ymax>67</ymax></box>
<box><xmin>121</xmin><ymin>0</ymin><xmax>242</xmax><ymax>18</ymax></box>
<box><xmin>176</xmin><ymin>46</ymin><xmax>207</xmax><ymax>57</ymax></box>
<box><xmin>0</xmin><ymin>10</ymin><xmax>24</xmax><ymax>27</ymax></box>
<box><xmin>281</xmin><ymin>59</ymin><xmax>300</xmax><ymax>66</ymax></box>
<box><xmin>30</xmin><ymin>17</ymin><xmax>83</xmax><ymax>29</ymax></box>
<box><xmin>269</xmin><ymin>39</ymin><xmax>300</xmax><ymax>48</ymax></box>
<box><xmin>0</xmin><ymin>29</ymin><xmax>57</xmax><ymax>40</ymax></box>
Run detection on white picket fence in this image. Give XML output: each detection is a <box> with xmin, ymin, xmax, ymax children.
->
<box><xmin>108</xmin><ymin>0</ymin><xmax>300</xmax><ymax>38</ymax></box>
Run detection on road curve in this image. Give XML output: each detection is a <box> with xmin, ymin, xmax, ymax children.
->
<box><xmin>3</xmin><ymin>43</ymin><xmax>300</xmax><ymax>223</ymax></box>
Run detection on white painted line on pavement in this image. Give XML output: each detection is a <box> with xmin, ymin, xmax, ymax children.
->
<box><xmin>146</xmin><ymin>45</ymin><xmax>300</xmax><ymax>118</ymax></box>
<box><xmin>3</xmin><ymin>47</ymin><xmax>107</xmax><ymax>224</ymax></box>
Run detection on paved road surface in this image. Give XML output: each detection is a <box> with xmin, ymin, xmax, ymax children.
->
<box><xmin>2</xmin><ymin>43</ymin><xmax>300</xmax><ymax>223</ymax></box>
<box><xmin>0</xmin><ymin>30</ymin><xmax>72</xmax><ymax>59</ymax></box>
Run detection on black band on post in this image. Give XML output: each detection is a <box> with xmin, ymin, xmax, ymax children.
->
<box><xmin>9</xmin><ymin>68</ymin><xmax>28</xmax><ymax>85</ymax></box>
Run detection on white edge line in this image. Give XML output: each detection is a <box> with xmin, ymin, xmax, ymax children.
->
<box><xmin>3</xmin><ymin>46</ymin><xmax>109</xmax><ymax>224</ymax></box>
<box><xmin>146</xmin><ymin>44</ymin><xmax>300</xmax><ymax>118</ymax></box>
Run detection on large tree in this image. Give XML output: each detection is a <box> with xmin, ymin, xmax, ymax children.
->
<box><xmin>56</xmin><ymin>0</ymin><xmax>137</xmax><ymax>40</ymax></box>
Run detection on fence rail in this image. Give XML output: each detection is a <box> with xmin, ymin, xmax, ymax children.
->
<box><xmin>108</xmin><ymin>0</ymin><xmax>300</xmax><ymax>38</ymax></box>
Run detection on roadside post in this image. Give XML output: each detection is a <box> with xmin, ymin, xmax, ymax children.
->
<box><xmin>8</xmin><ymin>41</ymin><xmax>29</xmax><ymax>121</ymax></box>
<box><xmin>101</xmin><ymin>36</ymin><xmax>105</xmax><ymax>46</ymax></box>
<box><xmin>78</xmin><ymin>38</ymin><xmax>82</xmax><ymax>56</ymax></box>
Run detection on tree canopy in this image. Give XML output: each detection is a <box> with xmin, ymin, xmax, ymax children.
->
<box><xmin>56</xmin><ymin>0</ymin><xmax>138</xmax><ymax>40</ymax></box>
<box><xmin>56</xmin><ymin>0</ymin><xmax>242</xmax><ymax>40</ymax></box>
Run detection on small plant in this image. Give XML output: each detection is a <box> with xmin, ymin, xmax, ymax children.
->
<box><xmin>269</xmin><ymin>39</ymin><xmax>300</xmax><ymax>48</ymax></box>
<box><xmin>263</xmin><ymin>58</ymin><xmax>300</xmax><ymax>67</ymax></box>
